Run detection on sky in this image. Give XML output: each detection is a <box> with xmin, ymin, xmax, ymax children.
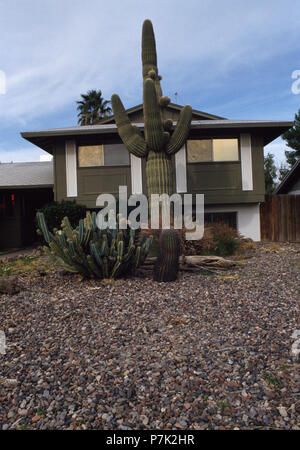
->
<box><xmin>0</xmin><ymin>0</ymin><xmax>299</xmax><ymax>167</ymax></box>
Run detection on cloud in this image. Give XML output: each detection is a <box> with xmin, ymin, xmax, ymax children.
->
<box><xmin>0</xmin><ymin>0</ymin><xmax>299</xmax><ymax>125</ymax></box>
<box><xmin>0</xmin><ymin>0</ymin><xmax>299</xmax><ymax>162</ymax></box>
<box><xmin>264</xmin><ymin>138</ymin><xmax>290</xmax><ymax>167</ymax></box>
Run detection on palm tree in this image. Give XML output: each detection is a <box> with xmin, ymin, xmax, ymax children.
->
<box><xmin>76</xmin><ymin>90</ymin><xmax>112</xmax><ymax>125</ymax></box>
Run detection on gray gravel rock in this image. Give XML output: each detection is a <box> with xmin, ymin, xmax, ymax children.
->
<box><xmin>0</xmin><ymin>243</ymin><xmax>299</xmax><ymax>429</ymax></box>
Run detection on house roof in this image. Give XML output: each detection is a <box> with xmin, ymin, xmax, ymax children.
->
<box><xmin>99</xmin><ymin>102</ymin><xmax>225</xmax><ymax>123</ymax></box>
<box><xmin>21</xmin><ymin>119</ymin><xmax>293</xmax><ymax>154</ymax></box>
<box><xmin>274</xmin><ymin>159</ymin><xmax>300</xmax><ymax>194</ymax></box>
<box><xmin>0</xmin><ymin>161</ymin><xmax>53</xmax><ymax>189</ymax></box>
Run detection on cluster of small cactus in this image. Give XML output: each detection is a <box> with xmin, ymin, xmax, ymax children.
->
<box><xmin>153</xmin><ymin>229</ymin><xmax>180</xmax><ymax>282</ymax></box>
<box><xmin>111</xmin><ymin>19</ymin><xmax>192</xmax><ymax>198</ymax></box>
<box><xmin>36</xmin><ymin>211</ymin><xmax>153</xmax><ymax>279</ymax></box>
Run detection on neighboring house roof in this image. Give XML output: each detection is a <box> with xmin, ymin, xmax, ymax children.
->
<box><xmin>274</xmin><ymin>159</ymin><xmax>300</xmax><ymax>194</ymax></box>
<box><xmin>99</xmin><ymin>103</ymin><xmax>225</xmax><ymax>123</ymax></box>
<box><xmin>0</xmin><ymin>161</ymin><xmax>54</xmax><ymax>189</ymax></box>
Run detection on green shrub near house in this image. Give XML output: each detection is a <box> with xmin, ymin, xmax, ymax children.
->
<box><xmin>37</xmin><ymin>200</ymin><xmax>86</xmax><ymax>232</ymax></box>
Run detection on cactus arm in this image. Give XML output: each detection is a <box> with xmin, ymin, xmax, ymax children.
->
<box><xmin>36</xmin><ymin>212</ymin><xmax>52</xmax><ymax>243</ymax></box>
<box><xmin>142</xmin><ymin>19</ymin><xmax>157</xmax><ymax>77</ymax></box>
<box><xmin>134</xmin><ymin>246</ymin><xmax>141</xmax><ymax>269</ymax></box>
<box><xmin>61</xmin><ymin>216</ymin><xmax>74</xmax><ymax>240</ymax></box>
<box><xmin>142</xmin><ymin>19</ymin><xmax>162</xmax><ymax>98</ymax></box>
<box><xmin>111</xmin><ymin>94</ymin><xmax>147</xmax><ymax>158</ymax></box>
<box><xmin>78</xmin><ymin>220</ymin><xmax>84</xmax><ymax>245</ymax></box>
<box><xmin>87</xmin><ymin>255</ymin><xmax>102</xmax><ymax>278</ymax></box>
<box><xmin>143</xmin><ymin>78</ymin><xmax>165</xmax><ymax>151</ymax></box>
<box><xmin>166</xmin><ymin>105</ymin><xmax>192</xmax><ymax>155</ymax></box>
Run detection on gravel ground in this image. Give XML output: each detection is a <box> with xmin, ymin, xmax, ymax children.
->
<box><xmin>0</xmin><ymin>243</ymin><xmax>299</xmax><ymax>430</ymax></box>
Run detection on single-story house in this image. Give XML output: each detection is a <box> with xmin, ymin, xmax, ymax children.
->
<box><xmin>0</xmin><ymin>162</ymin><xmax>53</xmax><ymax>249</ymax></box>
<box><xmin>274</xmin><ymin>159</ymin><xmax>300</xmax><ymax>195</ymax></box>
<box><xmin>21</xmin><ymin>103</ymin><xmax>292</xmax><ymax>241</ymax></box>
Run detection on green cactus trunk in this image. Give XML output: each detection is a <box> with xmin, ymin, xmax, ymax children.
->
<box><xmin>153</xmin><ymin>229</ymin><xmax>180</xmax><ymax>282</ymax></box>
<box><xmin>146</xmin><ymin>150</ymin><xmax>173</xmax><ymax>197</ymax></box>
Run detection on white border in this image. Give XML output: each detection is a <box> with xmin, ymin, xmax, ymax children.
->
<box><xmin>130</xmin><ymin>154</ymin><xmax>143</xmax><ymax>194</ymax></box>
<box><xmin>240</xmin><ymin>134</ymin><xmax>253</xmax><ymax>191</ymax></box>
<box><xmin>175</xmin><ymin>144</ymin><xmax>187</xmax><ymax>193</ymax></box>
<box><xmin>65</xmin><ymin>140</ymin><xmax>78</xmax><ymax>197</ymax></box>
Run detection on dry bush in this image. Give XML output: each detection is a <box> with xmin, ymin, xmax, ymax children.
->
<box><xmin>181</xmin><ymin>222</ymin><xmax>240</xmax><ymax>257</ymax></box>
<box><xmin>142</xmin><ymin>221</ymin><xmax>241</xmax><ymax>257</ymax></box>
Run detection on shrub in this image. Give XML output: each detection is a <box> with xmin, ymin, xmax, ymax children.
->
<box><xmin>211</xmin><ymin>222</ymin><xmax>240</xmax><ymax>256</ymax></box>
<box><xmin>36</xmin><ymin>211</ymin><xmax>153</xmax><ymax>279</ymax></box>
<box><xmin>37</xmin><ymin>200</ymin><xmax>86</xmax><ymax>232</ymax></box>
<box><xmin>181</xmin><ymin>222</ymin><xmax>240</xmax><ymax>257</ymax></box>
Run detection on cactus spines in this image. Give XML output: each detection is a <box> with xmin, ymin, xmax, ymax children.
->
<box><xmin>153</xmin><ymin>229</ymin><xmax>180</xmax><ymax>282</ymax></box>
<box><xmin>37</xmin><ymin>212</ymin><xmax>152</xmax><ymax>280</ymax></box>
<box><xmin>111</xmin><ymin>19</ymin><xmax>192</xmax><ymax>198</ymax></box>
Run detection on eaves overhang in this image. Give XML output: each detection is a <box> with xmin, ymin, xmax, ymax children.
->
<box><xmin>21</xmin><ymin>120</ymin><xmax>293</xmax><ymax>153</ymax></box>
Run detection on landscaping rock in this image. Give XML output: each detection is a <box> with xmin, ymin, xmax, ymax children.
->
<box><xmin>0</xmin><ymin>242</ymin><xmax>299</xmax><ymax>430</ymax></box>
<box><xmin>0</xmin><ymin>276</ymin><xmax>21</xmax><ymax>294</ymax></box>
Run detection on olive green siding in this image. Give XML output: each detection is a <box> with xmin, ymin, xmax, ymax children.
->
<box><xmin>187</xmin><ymin>135</ymin><xmax>265</xmax><ymax>204</ymax></box>
<box><xmin>53</xmin><ymin>133</ymin><xmax>265</xmax><ymax>208</ymax></box>
<box><xmin>77</xmin><ymin>166</ymin><xmax>131</xmax><ymax>207</ymax></box>
<box><xmin>53</xmin><ymin>141</ymin><xmax>67</xmax><ymax>200</ymax></box>
<box><xmin>53</xmin><ymin>135</ymin><xmax>132</xmax><ymax>208</ymax></box>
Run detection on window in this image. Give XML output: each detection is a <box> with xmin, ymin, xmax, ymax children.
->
<box><xmin>187</xmin><ymin>140</ymin><xmax>212</xmax><ymax>162</ymax></box>
<box><xmin>78</xmin><ymin>144</ymin><xmax>130</xmax><ymax>167</ymax></box>
<box><xmin>187</xmin><ymin>139</ymin><xmax>239</xmax><ymax>162</ymax></box>
<box><xmin>78</xmin><ymin>145</ymin><xmax>103</xmax><ymax>167</ymax></box>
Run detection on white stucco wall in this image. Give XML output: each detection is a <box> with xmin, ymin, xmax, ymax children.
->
<box><xmin>205</xmin><ymin>203</ymin><xmax>261</xmax><ymax>241</ymax></box>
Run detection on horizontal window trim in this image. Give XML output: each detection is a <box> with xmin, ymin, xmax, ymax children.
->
<box><xmin>187</xmin><ymin>160</ymin><xmax>240</xmax><ymax>165</ymax></box>
<box><xmin>78</xmin><ymin>164</ymin><xmax>130</xmax><ymax>170</ymax></box>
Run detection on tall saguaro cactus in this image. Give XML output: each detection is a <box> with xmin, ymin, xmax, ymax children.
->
<box><xmin>111</xmin><ymin>19</ymin><xmax>192</xmax><ymax>198</ymax></box>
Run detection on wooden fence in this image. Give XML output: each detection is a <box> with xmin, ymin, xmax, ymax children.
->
<box><xmin>260</xmin><ymin>194</ymin><xmax>300</xmax><ymax>242</ymax></box>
